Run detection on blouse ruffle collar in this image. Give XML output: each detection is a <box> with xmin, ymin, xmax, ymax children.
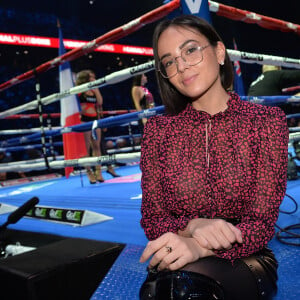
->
<box><xmin>179</xmin><ymin>92</ymin><xmax>241</xmax><ymax>121</ymax></box>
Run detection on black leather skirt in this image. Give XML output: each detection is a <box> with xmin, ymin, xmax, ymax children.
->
<box><xmin>140</xmin><ymin>248</ymin><xmax>278</xmax><ymax>300</ymax></box>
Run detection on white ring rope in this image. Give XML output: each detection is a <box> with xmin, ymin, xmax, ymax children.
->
<box><xmin>1</xmin><ymin>2</ymin><xmax>299</xmax><ymax>174</ymax></box>
<box><xmin>0</xmin><ymin>152</ymin><xmax>140</xmax><ymax>173</ymax></box>
<box><xmin>0</xmin><ymin>61</ymin><xmax>155</xmax><ymax>119</ymax></box>
<box><xmin>0</xmin><ymin>156</ymin><xmax>63</xmax><ymax>168</ymax></box>
<box><xmin>289</xmin><ymin>132</ymin><xmax>300</xmax><ymax>142</ymax></box>
<box><xmin>0</xmin><ymin>127</ymin><xmax>62</xmax><ymax>135</ymax></box>
<box><xmin>0</xmin><ymin>0</ymin><xmax>180</xmax><ymax>92</ymax></box>
<box><xmin>228</xmin><ymin>50</ymin><xmax>300</xmax><ymax>68</ymax></box>
<box><xmin>0</xmin><ymin>0</ymin><xmax>298</xmax><ymax>94</ymax></box>
<box><xmin>0</xmin><ymin>50</ymin><xmax>299</xmax><ymax>120</ymax></box>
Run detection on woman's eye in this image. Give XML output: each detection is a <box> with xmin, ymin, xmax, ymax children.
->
<box><xmin>185</xmin><ymin>46</ymin><xmax>198</xmax><ymax>55</ymax></box>
<box><xmin>164</xmin><ymin>60</ymin><xmax>174</xmax><ymax>68</ymax></box>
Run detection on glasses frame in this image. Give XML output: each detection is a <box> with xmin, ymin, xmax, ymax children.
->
<box><xmin>158</xmin><ymin>43</ymin><xmax>211</xmax><ymax>79</ymax></box>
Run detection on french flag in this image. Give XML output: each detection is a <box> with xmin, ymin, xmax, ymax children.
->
<box><xmin>167</xmin><ymin>0</ymin><xmax>212</xmax><ymax>23</ymax></box>
<box><xmin>58</xmin><ymin>21</ymin><xmax>87</xmax><ymax>178</ymax></box>
<box><xmin>233</xmin><ymin>38</ymin><xmax>245</xmax><ymax>96</ymax></box>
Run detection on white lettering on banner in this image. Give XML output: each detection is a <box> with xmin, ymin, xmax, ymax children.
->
<box><xmin>0</xmin><ymin>34</ymin><xmax>51</xmax><ymax>46</ymax></box>
<box><xmin>30</xmin><ymin>37</ymin><xmax>51</xmax><ymax>46</ymax></box>
<box><xmin>64</xmin><ymin>40</ymin><xmax>85</xmax><ymax>48</ymax></box>
<box><xmin>98</xmin><ymin>44</ymin><xmax>115</xmax><ymax>52</ymax></box>
<box><xmin>185</xmin><ymin>0</ymin><xmax>203</xmax><ymax>14</ymax></box>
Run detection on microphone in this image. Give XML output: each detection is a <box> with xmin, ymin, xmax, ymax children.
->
<box><xmin>0</xmin><ymin>197</ymin><xmax>39</xmax><ymax>258</ymax></box>
<box><xmin>0</xmin><ymin>197</ymin><xmax>39</xmax><ymax>232</ymax></box>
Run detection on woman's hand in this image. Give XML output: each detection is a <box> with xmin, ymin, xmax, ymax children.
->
<box><xmin>93</xmin><ymin>88</ymin><xmax>103</xmax><ymax>107</ymax></box>
<box><xmin>139</xmin><ymin>232</ymin><xmax>214</xmax><ymax>271</ymax></box>
<box><xmin>179</xmin><ymin>218</ymin><xmax>243</xmax><ymax>250</ymax></box>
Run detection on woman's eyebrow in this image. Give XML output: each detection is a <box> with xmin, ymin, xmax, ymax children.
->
<box><xmin>159</xmin><ymin>39</ymin><xmax>199</xmax><ymax>60</ymax></box>
<box><xmin>179</xmin><ymin>39</ymin><xmax>198</xmax><ymax>49</ymax></box>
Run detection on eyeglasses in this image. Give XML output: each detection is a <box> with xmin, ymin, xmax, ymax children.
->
<box><xmin>158</xmin><ymin>42</ymin><xmax>210</xmax><ymax>79</ymax></box>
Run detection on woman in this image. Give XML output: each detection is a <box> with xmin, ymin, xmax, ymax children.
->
<box><xmin>131</xmin><ymin>73</ymin><xmax>155</xmax><ymax>129</ymax></box>
<box><xmin>139</xmin><ymin>15</ymin><xmax>288</xmax><ymax>300</ymax></box>
<box><xmin>76</xmin><ymin>69</ymin><xmax>104</xmax><ymax>183</ymax></box>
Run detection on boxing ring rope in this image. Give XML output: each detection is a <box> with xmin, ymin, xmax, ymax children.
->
<box><xmin>0</xmin><ymin>0</ymin><xmax>180</xmax><ymax>92</ymax></box>
<box><xmin>0</xmin><ymin>127</ymin><xmax>62</xmax><ymax>135</ymax></box>
<box><xmin>1</xmin><ymin>49</ymin><xmax>299</xmax><ymax>120</ymax></box>
<box><xmin>0</xmin><ymin>1</ymin><xmax>299</xmax><ymax>174</ymax></box>
<box><xmin>240</xmin><ymin>95</ymin><xmax>300</xmax><ymax>106</ymax></box>
<box><xmin>0</xmin><ymin>142</ymin><xmax>63</xmax><ymax>153</ymax></box>
<box><xmin>1</xmin><ymin>92</ymin><xmax>299</xmax><ymax>147</ymax></box>
<box><xmin>0</xmin><ymin>0</ymin><xmax>175</xmax><ymax>174</ymax></box>
<box><xmin>0</xmin><ymin>60</ymin><xmax>155</xmax><ymax>119</ymax></box>
<box><xmin>3</xmin><ymin>110</ymin><xmax>136</xmax><ymax>120</ymax></box>
<box><xmin>0</xmin><ymin>58</ymin><xmax>299</xmax><ymax>170</ymax></box>
<box><xmin>0</xmin><ymin>110</ymin><xmax>137</xmax><ymax>135</ymax></box>
<box><xmin>0</xmin><ymin>104</ymin><xmax>163</xmax><ymax>173</ymax></box>
<box><xmin>1</xmin><ymin>92</ymin><xmax>300</xmax><ymax>172</ymax></box>
<box><xmin>0</xmin><ymin>153</ymin><xmax>141</xmax><ymax>173</ymax></box>
<box><xmin>2</xmin><ymin>95</ymin><xmax>300</xmax><ymax>137</ymax></box>
<box><xmin>208</xmin><ymin>1</ymin><xmax>300</xmax><ymax>35</ymax></box>
<box><xmin>227</xmin><ymin>50</ymin><xmax>300</xmax><ymax>68</ymax></box>
<box><xmin>4</xmin><ymin>113</ymin><xmax>60</xmax><ymax>119</ymax></box>
<box><xmin>2</xmin><ymin>91</ymin><xmax>300</xmax><ymax>136</ymax></box>
<box><xmin>0</xmin><ymin>0</ymin><xmax>299</xmax><ymax>94</ymax></box>
<box><xmin>283</xmin><ymin>86</ymin><xmax>300</xmax><ymax>93</ymax></box>
<box><xmin>0</xmin><ymin>1</ymin><xmax>298</xmax><ymax>256</ymax></box>
<box><xmin>289</xmin><ymin>131</ymin><xmax>300</xmax><ymax>141</ymax></box>
<box><xmin>0</xmin><ymin>106</ymin><xmax>165</xmax><ymax>147</ymax></box>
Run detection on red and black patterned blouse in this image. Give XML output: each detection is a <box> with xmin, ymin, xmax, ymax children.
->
<box><xmin>140</xmin><ymin>92</ymin><xmax>289</xmax><ymax>261</ymax></box>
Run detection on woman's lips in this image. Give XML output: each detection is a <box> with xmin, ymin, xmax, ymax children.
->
<box><xmin>182</xmin><ymin>74</ymin><xmax>198</xmax><ymax>85</ymax></box>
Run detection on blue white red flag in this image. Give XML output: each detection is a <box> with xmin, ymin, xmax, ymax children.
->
<box><xmin>233</xmin><ymin>38</ymin><xmax>245</xmax><ymax>96</ymax></box>
<box><xmin>58</xmin><ymin>21</ymin><xmax>87</xmax><ymax>178</ymax></box>
<box><xmin>182</xmin><ymin>0</ymin><xmax>211</xmax><ymax>23</ymax></box>
<box><xmin>164</xmin><ymin>0</ymin><xmax>211</xmax><ymax>23</ymax></box>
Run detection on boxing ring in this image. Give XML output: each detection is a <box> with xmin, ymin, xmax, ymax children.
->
<box><xmin>0</xmin><ymin>1</ymin><xmax>300</xmax><ymax>299</ymax></box>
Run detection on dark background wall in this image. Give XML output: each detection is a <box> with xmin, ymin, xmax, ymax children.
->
<box><xmin>0</xmin><ymin>0</ymin><xmax>299</xmax><ymax>122</ymax></box>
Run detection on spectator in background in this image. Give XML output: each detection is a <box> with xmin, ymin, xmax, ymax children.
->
<box><xmin>116</xmin><ymin>138</ymin><xmax>128</xmax><ymax>149</ymax></box>
<box><xmin>76</xmin><ymin>69</ymin><xmax>104</xmax><ymax>183</ymax></box>
<box><xmin>105</xmin><ymin>140</ymin><xmax>116</xmax><ymax>150</ymax></box>
<box><xmin>248</xmin><ymin>65</ymin><xmax>300</xmax><ymax>96</ymax></box>
<box><xmin>248</xmin><ymin>65</ymin><xmax>300</xmax><ymax>126</ymax></box>
<box><xmin>131</xmin><ymin>74</ymin><xmax>155</xmax><ymax>132</ymax></box>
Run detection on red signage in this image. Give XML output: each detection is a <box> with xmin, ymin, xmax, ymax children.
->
<box><xmin>0</xmin><ymin>32</ymin><xmax>153</xmax><ymax>56</ymax></box>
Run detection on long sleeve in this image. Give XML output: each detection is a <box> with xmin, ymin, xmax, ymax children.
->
<box><xmin>140</xmin><ymin>93</ymin><xmax>289</xmax><ymax>262</ymax></box>
<box><xmin>280</xmin><ymin>70</ymin><xmax>300</xmax><ymax>89</ymax></box>
<box><xmin>140</xmin><ymin>116</ymin><xmax>190</xmax><ymax>240</ymax></box>
<box><xmin>215</xmin><ymin>107</ymin><xmax>289</xmax><ymax>260</ymax></box>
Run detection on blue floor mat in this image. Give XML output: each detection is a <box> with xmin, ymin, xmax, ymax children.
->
<box><xmin>0</xmin><ymin>164</ymin><xmax>299</xmax><ymax>299</ymax></box>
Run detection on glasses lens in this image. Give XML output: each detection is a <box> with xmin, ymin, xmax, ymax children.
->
<box><xmin>159</xmin><ymin>59</ymin><xmax>177</xmax><ymax>78</ymax></box>
<box><xmin>158</xmin><ymin>43</ymin><xmax>206</xmax><ymax>78</ymax></box>
<box><xmin>182</xmin><ymin>43</ymin><xmax>203</xmax><ymax>66</ymax></box>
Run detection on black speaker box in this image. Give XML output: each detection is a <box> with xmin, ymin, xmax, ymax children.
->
<box><xmin>0</xmin><ymin>229</ymin><xmax>125</xmax><ymax>300</ymax></box>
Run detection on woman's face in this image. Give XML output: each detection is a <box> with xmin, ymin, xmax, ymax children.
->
<box><xmin>89</xmin><ymin>72</ymin><xmax>96</xmax><ymax>81</ymax></box>
<box><xmin>157</xmin><ymin>25</ymin><xmax>225</xmax><ymax>100</ymax></box>
<box><xmin>141</xmin><ymin>74</ymin><xmax>147</xmax><ymax>85</ymax></box>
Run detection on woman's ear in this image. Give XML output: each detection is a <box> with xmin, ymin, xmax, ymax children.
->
<box><xmin>216</xmin><ymin>41</ymin><xmax>226</xmax><ymax>65</ymax></box>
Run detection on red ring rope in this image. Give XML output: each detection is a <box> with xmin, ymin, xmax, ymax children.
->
<box><xmin>0</xmin><ymin>1</ymin><xmax>299</xmax><ymax>93</ymax></box>
<box><xmin>0</xmin><ymin>0</ymin><xmax>180</xmax><ymax>92</ymax></box>
<box><xmin>4</xmin><ymin>110</ymin><xmax>137</xmax><ymax>119</ymax></box>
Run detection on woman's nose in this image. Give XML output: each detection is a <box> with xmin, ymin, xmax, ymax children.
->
<box><xmin>175</xmin><ymin>56</ymin><xmax>189</xmax><ymax>73</ymax></box>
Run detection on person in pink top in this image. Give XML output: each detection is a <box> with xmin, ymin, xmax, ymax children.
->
<box><xmin>139</xmin><ymin>15</ymin><xmax>288</xmax><ymax>300</ymax></box>
<box><xmin>131</xmin><ymin>73</ymin><xmax>155</xmax><ymax>131</ymax></box>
